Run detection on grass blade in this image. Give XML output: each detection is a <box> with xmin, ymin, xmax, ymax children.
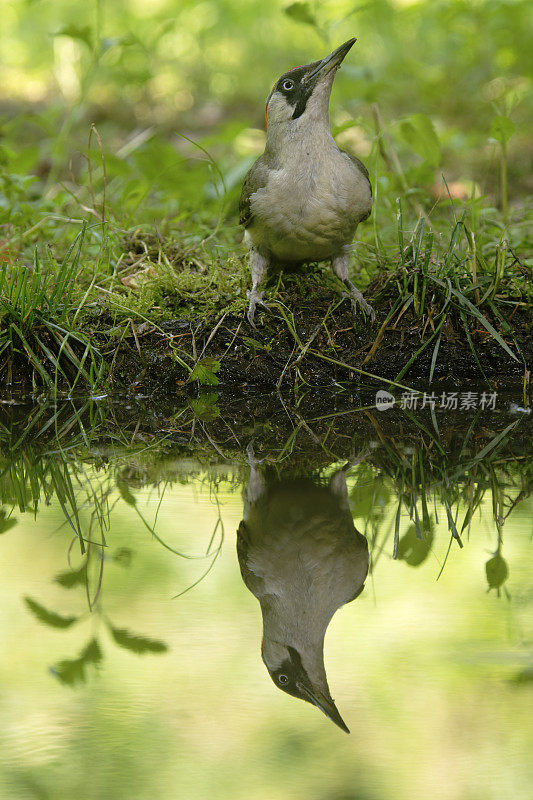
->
<box><xmin>428</xmin><ymin>276</ymin><xmax>519</xmax><ymax>361</ymax></box>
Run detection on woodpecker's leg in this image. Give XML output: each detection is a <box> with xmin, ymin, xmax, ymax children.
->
<box><xmin>329</xmin><ymin>447</ymin><xmax>371</xmax><ymax>505</ymax></box>
<box><xmin>247</xmin><ymin>248</ymin><xmax>269</xmax><ymax>327</ymax></box>
<box><xmin>329</xmin><ymin>469</ymin><xmax>350</xmax><ymax>504</ymax></box>
<box><xmin>331</xmin><ymin>251</ymin><xmax>375</xmax><ymax>320</ymax></box>
<box><xmin>243</xmin><ymin>442</ymin><xmax>265</xmax><ymax>518</ymax></box>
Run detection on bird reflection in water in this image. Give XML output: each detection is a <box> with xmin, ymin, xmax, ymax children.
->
<box><xmin>237</xmin><ymin>447</ymin><xmax>369</xmax><ymax>732</ymax></box>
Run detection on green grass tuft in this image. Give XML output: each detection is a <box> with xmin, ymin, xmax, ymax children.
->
<box><xmin>0</xmin><ymin>223</ymin><xmax>106</xmax><ymax>391</ymax></box>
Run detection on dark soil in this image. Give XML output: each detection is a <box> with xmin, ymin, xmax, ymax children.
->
<box><xmin>94</xmin><ymin>278</ymin><xmax>531</xmax><ymax>396</ymax></box>
<box><xmin>2</xmin><ymin>268</ymin><xmax>531</xmax><ymax>396</ymax></box>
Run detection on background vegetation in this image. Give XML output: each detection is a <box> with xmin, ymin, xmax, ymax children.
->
<box><xmin>0</xmin><ymin>0</ymin><xmax>531</xmax><ymax>389</ymax></box>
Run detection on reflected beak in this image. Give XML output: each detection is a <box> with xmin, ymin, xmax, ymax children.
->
<box><xmin>305</xmin><ymin>38</ymin><xmax>356</xmax><ymax>82</ymax></box>
<box><xmin>298</xmin><ymin>681</ymin><xmax>350</xmax><ymax>733</ymax></box>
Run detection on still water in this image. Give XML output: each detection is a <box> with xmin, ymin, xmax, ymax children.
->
<box><xmin>0</xmin><ymin>396</ymin><xmax>531</xmax><ymax>800</ymax></box>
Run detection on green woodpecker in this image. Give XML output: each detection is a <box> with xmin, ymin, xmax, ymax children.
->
<box><xmin>237</xmin><ymin>447</ymin><xmax>369</xmax><ymax>732</ymax></box>
<box><xmin>239</xmin><ymin>38</ymin><xmax>374</xmax><ymax>326</ymax></box>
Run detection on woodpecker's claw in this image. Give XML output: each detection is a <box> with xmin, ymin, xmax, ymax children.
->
<box><xmin>246</xmin><ymin>289</ymin><xmax>269</xmax><ymax>327</ymax></box>
<box><xmin>343</xmin><ymin>282</ymin><xmax>375</xmax><ymax>321</ymax></box>
<box><xmin>345</xmin><ymin>446</ymin><xmax>372</xmax><ymax>471</ymax></box>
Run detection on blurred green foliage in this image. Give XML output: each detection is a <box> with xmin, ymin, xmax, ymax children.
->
<box><xmin>1</xmin><ymin>0</ymin><xmax>531</xmax><ymax>226</ymax></box>
<box><xmin>0</xmin><ymin>0</ymin><xmax>531</xmax><ymax>387</ymax></box>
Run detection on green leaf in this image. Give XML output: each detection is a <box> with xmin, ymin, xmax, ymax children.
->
<box><xmin>0</xmin><ymin>145</ymin><xmax>12</xmax><ymax>167</ymax></box>
<box><xmin>108</xmin><ymin>625</ymin><xmax>168</xmax><ymax>654</ymax></box>
<box><xmin>284</xmin><ymin>2</ymin><xmax>317</xmax><ymax>27</ymax></box>
<box><xmin>331</xmin><ymin>120</ymin><xmax>359</xmax><ymax>137</ymax></box>
<box><xmin>399</xmin><ymin>113</ymin><xmax>441</xmax><ymax>167</ymax></box>
<box><xmin>54</xmin><ymin>25</ymin><xmax>93</xmax><ymax>49</ymax></box>
<box><xmin>189</xmin><ymin>356</ymin><xmax>221</xmax><ymax>386</ymax></box>
<box><xmin>54</xmin><ymin>564</ymin><xmax>87</xmax><ymax>588</ymax></box>
<box><xmin>25</xmin><ymin>597</ymin><xmax>78</xmax><ymax>629</ymax></box>
<box><xmin>470</xmin><ymin>421</ymin><xmax>518</xmax><ymax>463</ymax></box>
<box><xmin>490</xmin><ymin>115</ymin><xmax>515</xmax><ymax>146</ymax></box>
<box><xmin>99</xmin><ymin>36</ymin><xmax>129</xmax><ymax>53</ymax></box>
<box><xmin>443</xmin><ymin>498</ymin><xmax>462</xmax><ymax>546</ymax></box>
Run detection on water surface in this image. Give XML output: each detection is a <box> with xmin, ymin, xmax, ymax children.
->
<box><xmin>0</xmin><ymin>395</ymin><xmax>531</xmax><ymax>800</ymax></box>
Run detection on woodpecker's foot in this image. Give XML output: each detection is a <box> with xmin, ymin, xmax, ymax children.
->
<box><xmin>343</xmin><ymin>281</ymin><xmax>375</xmax><ymax>321</ymax></box>
<box><xmin>331</xmin><ymin>447</ymin><xmax>372</xmax><ymax>497</ymax></box>
<box><xmin>345</xmin><ymin>446</ymin><xmax>372</xmax><ymax>471</ymax></box>
<box><xmin>246</xmin><ymin>289</ymin><xmax>269</xmax><ymax>327</ymax></box>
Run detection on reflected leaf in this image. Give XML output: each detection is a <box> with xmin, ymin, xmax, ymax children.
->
<box><xmin>81</xmin><ymin>638</ymin><xmax>103</xmax><ymax>663</ymax></box>
<box><xmin>51</xmin><ymin>638</ymin><xmax>102</xmax><ymax>686</ymax></box>
<box><xmin>117</xmin><ymin>480</ymin><xmax>137</xmax><ymax>506</ymax></box>
<box><xmin>349</xmin><ymin>469</ymin><xmax>390</xmax><ymax>520</ymax></box>
<box><xmin>396</xmin><ymin>523</ymin><xmax>434</xmax><ymax>566</ymax></box>
<box><xmin>113</xmin><ymin>547</ymin><xmax>134</xmax><ymax>567</ymax></box>
<box><xmin>54</xmin><ymin>564</ymin><xmax>87</xmax><ymax>588</ymax></box>
<box><xmin>189</xmin><ymin>392</ymin><xmax>220</xmax><ymax>421</ymax></box>
<box><xmin>460</xmin><ymin>485</ymin><xmax>484</xmax><ymax>532</ymax></box>
<box><xmin>241</xmin><ymin>335</ymin><xmax>271</xmax><ymax>353</ymax></box>
<box><xmin>50</xmin><ymin>657</ymin><xmax>85</xmax><ymax>686</ymax></box>
<box><xmin>485</xmin><ymin>553</ymin><xmax>508</xmax><ymax>590</ymax></box>
<box><xmin>24</xmin><ymin>597</ymin><xmax>78</xmax><ymax>628</ymax></box>
<box><xmin>0</xmin><ymin>510</ymin><xmax>17</xmax><ymax>534</ymax></box>
<box><xmin>510</xmin><ymin>667</ymin><xmax>533</xmax><ymax>685</ymax></box>
<box><xmin>86</xmin><ymin>545</ymin><xmax>105</xmax><ymax>611</ymax></box>
<box><xmin>108</xmin><ymin>624</ymin><xmax>168</xmax><ymax>654</ymax></box>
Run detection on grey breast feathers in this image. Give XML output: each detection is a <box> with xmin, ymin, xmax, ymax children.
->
<box><xmin>239</xmin><ymin>150</ymin><xmax>371</xmax><ymax>229</ymax></box>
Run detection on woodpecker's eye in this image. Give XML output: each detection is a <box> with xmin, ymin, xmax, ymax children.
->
<box><xmin>278</xmin><ymin>674</ymin><xmax>289</xmax><ymax>685</ymax></box>
<box><xmin>282</xmin><ymin>80</ymin><xmax>294</xmax><ymax>91</ymax></box>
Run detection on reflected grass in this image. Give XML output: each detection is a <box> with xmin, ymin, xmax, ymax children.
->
<box><xmin>0</xmin><ymin>439</ymin><xmax>531</xmax><ymax>800</ymax></box>
<box><xmin>1</xmin><ymin>392</ymin><xmax>529</xmax><ymax>613</ymax></box>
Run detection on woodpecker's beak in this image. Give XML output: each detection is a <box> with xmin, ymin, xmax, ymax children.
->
<box><xmin>298</xmin><ymin>681</ymin><xmax>350</xmax><ymax>733</ymax></box>
<box><xmin>305</xmin><ymin>38</ymin><xmax>356</xmax><ymax>82</ymax></box>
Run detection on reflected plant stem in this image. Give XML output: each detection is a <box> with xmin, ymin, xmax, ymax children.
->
<box><xmin>436</xmin><ymin>534</ymin><xmax>456</xmax><ymax>581</ymax></box>
<box><xmin>172</xmin><ymin>509</ymin><xmax>224</xmax><ymax>599</ymax></box>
